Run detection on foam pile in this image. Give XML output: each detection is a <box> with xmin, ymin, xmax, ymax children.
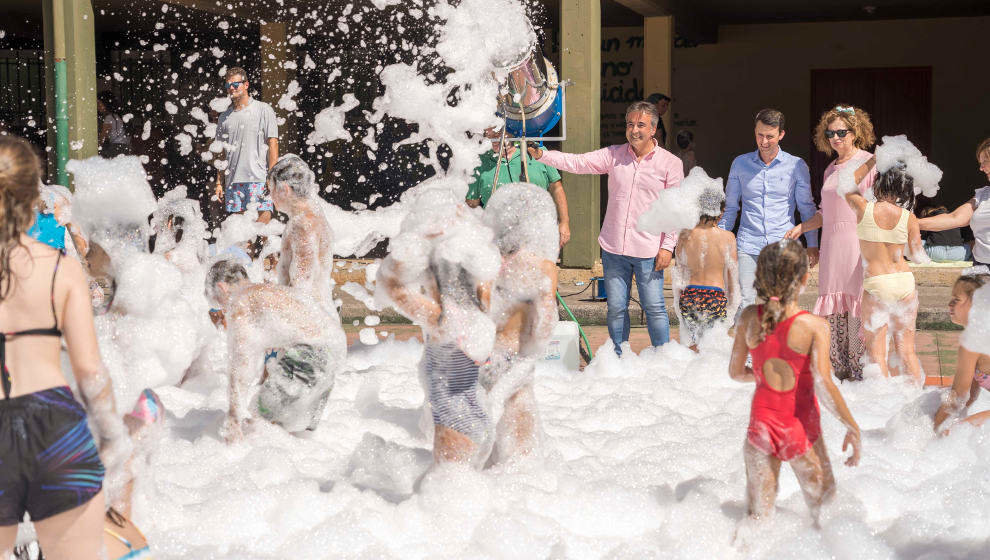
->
<box><xmin>307</xmin><ymin>94</ymin><xmax>360</xmax><ymax>146</ymax></box>
<box><xmin>110</xmin><ymin>331</ymin><xmax>990</xmax><ymax>559</ymax></box>
<box><xmin>149</xmin><ymin>186</ymin><xmax>209</xmax><ymax>270</ymax></box>
<box><xmin>637</xmin><ymin>166</ymin><xmax>724</xmax><ymax>235</ymax></box>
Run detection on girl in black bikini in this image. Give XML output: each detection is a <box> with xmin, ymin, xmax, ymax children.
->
<box><xmin>0</xmin><ymin>135</ymin><xmax>130</xmax><ymax>559</ymax></box>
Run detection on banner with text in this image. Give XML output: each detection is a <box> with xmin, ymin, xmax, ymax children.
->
<box><xmin>601</xmin><ymin>27</ymin><xmax>644</xmax><ymax>147</ymax></box>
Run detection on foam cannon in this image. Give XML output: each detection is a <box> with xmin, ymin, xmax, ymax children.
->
<box><xmin>493</xmin><ymin>47</ymin><xmax>568</xmax><ymax>186</ymax></box>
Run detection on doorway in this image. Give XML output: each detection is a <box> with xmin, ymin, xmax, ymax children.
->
<box><xmin>809</xmin><ymin>66</ymin><xmax>932</xmax><ymax>200</ymax></box>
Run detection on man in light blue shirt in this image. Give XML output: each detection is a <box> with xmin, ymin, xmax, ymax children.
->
<box><xmin>718</xmin><ymin>109</ymin><xmax>819</xmax><ymax>313</ymax></box>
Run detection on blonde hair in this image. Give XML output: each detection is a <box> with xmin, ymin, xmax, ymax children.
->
<box><xmin>753</xmin><ymin>240</ymin><xmax>808</xmax><ymax>341</ymax></box>
<box><xmin>976</xmin><ymin>137</ymin><xmax>990</xmax><ymax>161</ymax></box>
<box><xmin>0</xmin><ymin>135</ymin><xmax>42</xmax><ymax>301</ymax></box>
<box><xmin>813</xmin><ymin>105</ymin><xmax>876</xmax><ymax>156</ymax></box>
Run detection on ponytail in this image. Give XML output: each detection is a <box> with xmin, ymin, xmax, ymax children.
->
<box><xmin>753</xmin><ymin>240</ymin><xmax>808</xmax><ymax>341</ymax></box>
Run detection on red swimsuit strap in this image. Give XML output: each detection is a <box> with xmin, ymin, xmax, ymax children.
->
<box><xmin>752</xmin><ymin>308</ymin><xmax>812</xmax><ymax>388</ymax></box>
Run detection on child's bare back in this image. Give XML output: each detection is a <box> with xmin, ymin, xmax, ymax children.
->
<box><xmin>674</xmin><ymin>222</ymin><xmax>739</xmax><ymax>349</ymax></box>
<box><xmin>676</xmin><ymin>224</ymin><xmax>736</xmax><ymax>289</ymax></box>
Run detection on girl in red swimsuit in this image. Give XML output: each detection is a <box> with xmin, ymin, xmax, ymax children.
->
<box><xmin>729</xmin><ymin>240</ymin><xmax>861</xmax><ymax>521</ymax></box>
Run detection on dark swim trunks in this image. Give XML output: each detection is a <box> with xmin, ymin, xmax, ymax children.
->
<box><xmin>0</xmin><ymin>386</ymin><xmax>105</xmax><ymax>525</ymax></box>
<box><xmin>678</xmin><ymin>284</ymin><xmax>728</xmax><ymax>346</ymax></box>
<box><xmin>257</xmin><ymin>344</ymin><xmax>334</xmax><ymax>433</ymax></box>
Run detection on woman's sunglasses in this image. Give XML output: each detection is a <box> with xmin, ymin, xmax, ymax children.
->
<box><xmin>824</xmin><ymin>129</ymin><xmax>851</xmax><ymax>139</ymax></box>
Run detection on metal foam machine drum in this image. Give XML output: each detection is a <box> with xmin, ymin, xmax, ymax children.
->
<box><xmin>500</xmin><ymin>52</ymin><xmax>565</xmax><ymax>140</ymax></box>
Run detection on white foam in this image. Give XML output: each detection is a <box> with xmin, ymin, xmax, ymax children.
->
<box><xmin>67</xmin><ymin>156</ymin><xmax>157</xmax><ymax>236</ymax></box>
<box><xmin>307</xmin><ymin>94</ymin><xmax>360</xmax><ymax>145</ymax></box>
<box><xmin>875</xmin><ymin>135</ymin><xmax>943</xmax><ymax>198</ymax></box>
<box><xmin>962</xmin><ymin>283</ymin><xmax>990</xmax><ymax>353</ymax></box>
<box><xmin>638</xmin><ymin>166</ymin><xmax>724</xmax><ymax>235</ymax></box>
<box><xmin>359</xmin><ymin>327</ymin><xmax>379</xmax><ymax>345</ymax></box>
<box><xmin>67</xmin><ymin>155</ymin><xmax>158</xmax><ymax>259</ymax></box>
<box><xmin>96</xmin><ymin>329</ymin><xmax>987</xmax><ymax>559</ymax></box>
<box><xmin>483</xmin><ymin>182</ymin><xmax>559</xmax><ymax>261</ymax></box>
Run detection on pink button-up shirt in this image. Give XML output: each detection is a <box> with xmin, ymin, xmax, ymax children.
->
<box><xmin>539</xmin><ymin>141</ymin><xmax>684</xmax><ymax>258</ymax></box>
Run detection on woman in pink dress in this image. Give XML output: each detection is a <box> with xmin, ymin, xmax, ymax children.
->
<box><xmin>786</xmin><ymin>105</ymin><xmax>876</xmax><ymax>380</ymax></box>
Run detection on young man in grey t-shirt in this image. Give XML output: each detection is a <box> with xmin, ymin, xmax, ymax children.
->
<box><xmin>214</xmin><ymin>66</ymin><xmax>279</xmax><ymax>222</ymax></box>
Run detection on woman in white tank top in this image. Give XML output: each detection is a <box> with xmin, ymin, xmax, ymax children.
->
<box><xmin>919</xmin><ymin>138</ymin><xmax>990</xmax><ymax>268</ymax></box>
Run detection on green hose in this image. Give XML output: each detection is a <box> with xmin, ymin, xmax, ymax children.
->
<box><xmin>556</xmin><ymin>291</ymin><xmax>593</xmax><ymax>362</ymax></box>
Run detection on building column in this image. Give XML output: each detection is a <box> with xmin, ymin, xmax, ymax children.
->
<box><xmin>644</xmin><ymin>16</ymin><xmax>673</xmax><ymax>144</ymax></box>
<box><xmin>260</xmin><ymin>22</ymin><xmax>298</xmax><ymax>155</ymax></box>
<box><xmin>559</xmin><ymin>0</ymin><xmax>602</xmax><ymax>269</ymax></box>
<box><xmin>43</xmin><ymin>0</ymin><xmax>98</xmax><ymax>186</ymax></box>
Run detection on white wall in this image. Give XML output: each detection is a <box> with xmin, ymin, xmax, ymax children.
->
<box><xmin>672</xmin><ymin>16</ymin><xmax>990</xmax><ymax>207</ymax></box>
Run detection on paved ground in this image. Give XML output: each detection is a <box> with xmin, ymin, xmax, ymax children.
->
<box><xmin>338</xmin><ymin>261</ymin><xmax>967</xmax><ymax>385</ymax></box>
<box><xmin>343</xmin><ymin>323</ymin><xmax>963</xmax><ymax>382</ymax></box>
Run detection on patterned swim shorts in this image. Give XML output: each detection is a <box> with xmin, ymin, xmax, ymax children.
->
<box><xmin>225</xmin><ymin>181</ymin><xmax>274</xmax><ymax>213</ymax></box>
<box><xmin>678</xmin><ymin>284</ymin><xmax>728</xmax><ymax>346</ymax></box>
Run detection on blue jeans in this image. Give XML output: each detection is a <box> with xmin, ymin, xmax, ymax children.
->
<box><xmin>922</xmin><ymin>240</ymin><xmax>971</xmax><ymax>262</ymax></box>
<box><xmin>602</xmin><ymin>249</ymin><xmax>670</xmax><ymax>354</ymax></box>
<box><xmin>735</xmin><ymin>252</ymin><xmax>759</xmax><ymax>321</ymax></box>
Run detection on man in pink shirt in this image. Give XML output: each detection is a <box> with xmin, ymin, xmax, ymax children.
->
<box><xmin>528</xmin><ymin>101</ymin><xmax>684</xmax><ymax>354</ymax></box>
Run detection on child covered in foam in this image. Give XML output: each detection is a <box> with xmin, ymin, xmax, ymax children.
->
<box><xmin>206</xmin><ymin>259</ymin><xmax>344</xmax><ymax>442</ymax></box>
<box><xmin>638</xmin><ymin>167</ymin><xmax>739</xmax><ymax>350</ymax></box>
<box><xmin>376</xmin><ymin>187</ymin><xmax>501</xmax><ymax>466</ymax></box>
<box><xmin>481</xmin><ymin>183</ymin><xmax>560</xmax><ymax>463</ymax></box>
<box><xmin>148</xmin><ymin>186</ymin><xmax>208</xmax><ymax>274</ymax></box>
<box><xmin>728</xmin><ymin>240</ymin><xmax>861</xmax><ymax>524</ymax></box>
<box><xmin>933</xmin><ymin>273</ymin><xmax>990</xmax><ymax>432</ymax></box>
<box><xmin>837</xmin><ymin>135</ymin><xmax>938</xmax><ymax>383</ymax></box>
<box><xmin>268</xmin><ymin>154</ymin><xmax>338</xmax><ymax>319</ymax></box>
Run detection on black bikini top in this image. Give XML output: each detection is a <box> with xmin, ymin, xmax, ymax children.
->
<box><xmin>1</xmin><ymin>250</ymin><xmax>64</xmax><ymax>399</ymax></box>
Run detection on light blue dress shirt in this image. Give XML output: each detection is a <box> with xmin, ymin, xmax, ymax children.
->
<box><xmin>718</xmin><ymin>148</ymin><xmax>819</xmax><ymax>255</ymax></box>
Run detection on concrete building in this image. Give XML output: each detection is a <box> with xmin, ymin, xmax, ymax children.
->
<box><xmin>3</xmin><ymin>1</ymin><xmax>989</xmax><ymax>267</ymax></box>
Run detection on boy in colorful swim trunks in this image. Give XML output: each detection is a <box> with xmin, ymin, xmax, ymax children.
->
<box><xmin>672</xmin><ymin>184</ymin><xmax>740</xmax><ymax>351</ymax></box>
